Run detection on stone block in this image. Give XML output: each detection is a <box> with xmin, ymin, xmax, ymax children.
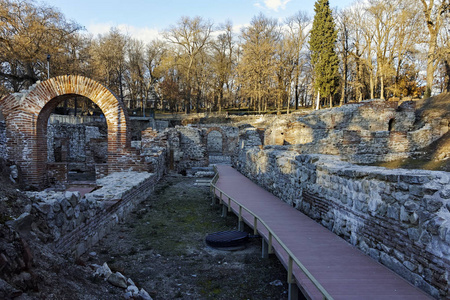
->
<box><xmin>65</xmin><ymin>191</ymin><xmax>80</xmax><ymax>207</ymax></box>
<box><xmin>76</xmin><ymin>242</ymin><xmax>86</xmax><ymax>258</ymax></box>
<box><xmin>65</xmin><ymin>207</ymin><xmax>74</xmax><ymax>219</ymax></box>
<box><xmin>403</xmin><ymin>200</ymin><xmax>419</xmax><ymax>212</ymax></box>
<box><xmin>387</xmin><ymin>205</ymin><xmax>399</xmax><ymax>220</ymax></box>
<box><xmin>419</xmin><ymin>231</ymin><xmax>432</xmax><ymax>244</ymax></box>
<box><xmin>59</xmin><ymin>197</ymin><xmax>71</xmax><ymax>213</ymax></box>
<box><xmin>407</xmin><ymin>228</ymin><xmax>420</xmax><ymax>241</ymax></box>
<box><xmin>424</xmin><ymin>196</ymin><xmax>443</xmax><ymax>213</ymax></box>
<box><xmin>426</xmin><ymin>217</ymin><xmax>446</xmax><ymax>236</ymax></box>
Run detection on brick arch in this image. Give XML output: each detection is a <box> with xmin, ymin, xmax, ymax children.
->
<box><xmin>0</xmin><ymin>75</ymin><xmax>138</xmax><ymax>186</ymax></box>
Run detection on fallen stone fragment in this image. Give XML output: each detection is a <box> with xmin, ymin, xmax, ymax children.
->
<box><xmin>126</xmin><ymin>284</ymin><xmax>139</xmax><ymax>295</ymax></box>
<box><xmin>269</xmin><ymin>279</ymin><xmax>283</xmax><ymax>286</ymax></box>
<box><xmin>107</xmin><ymin>272</ymin><xmax>127</xmax><ymax>288</ymax></box>
<box><xmin>93</xmin><ymin>262</ymin><xmax>112</xmax><ymax>279</ymax></box>
<box><xmin>126</xmin><ymin>278</ymin><xmax>135</xmax><ymax>286</ymax></box>
<box><xmin>138</xmin><ymin>288</ymin><xmax>153</xmax><ymax>300</ymax></box>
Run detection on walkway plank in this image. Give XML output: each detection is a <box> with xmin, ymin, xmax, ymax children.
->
<box><xmin>213</xmin><ymin>165</ymin><xmax>431</xmax><ymax>300</ymax></box>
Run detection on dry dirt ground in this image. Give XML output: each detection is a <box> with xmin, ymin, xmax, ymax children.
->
<box><xmin>81</xmin><ymin>175</ymin><xmax>289</xmax><ymax>299</ymax></box>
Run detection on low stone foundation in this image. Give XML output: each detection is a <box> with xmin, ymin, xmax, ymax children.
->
<box><xmin>235</xmin><ymin>146</ymin><xmax>450</xmax><ymax>299</ymax></box>
<box><xmin>26</xmin><ymin>171</ymin><xmax>158</xmax><ymax>257</ymax></box>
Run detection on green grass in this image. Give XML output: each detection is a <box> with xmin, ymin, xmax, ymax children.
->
<box><xmin>133</xmin><ymin>177</ymin><xmax>232</xmax><ymax>256</ymax></box>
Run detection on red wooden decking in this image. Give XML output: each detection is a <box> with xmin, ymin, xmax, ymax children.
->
<box><xmin>213</xmin><ymin>165</ymin><xmax>432</xmax><ymax>300</ymax></box>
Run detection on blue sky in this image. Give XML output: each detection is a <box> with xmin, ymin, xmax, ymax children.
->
<box><xmin>41</xmin><ymin>0</ymin><xmax>355</xmax><ymax>42</ymax></box>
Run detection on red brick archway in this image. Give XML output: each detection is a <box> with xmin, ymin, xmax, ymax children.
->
<box><xmin>0</xmin><ymin>75</ymin><xmax>140</xmax><ymax>186</ymax></box>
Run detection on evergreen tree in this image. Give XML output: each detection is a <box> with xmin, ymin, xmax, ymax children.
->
<box><xmin>309</xmin><ymin>0</ymin><xmax>339</xmax><ymax>108</ymax></box>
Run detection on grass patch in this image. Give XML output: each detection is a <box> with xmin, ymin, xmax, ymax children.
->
<box><xmin>133</xmin><ymin>177</ymin><xmax>232</xmax><ymax>256</ymax></box>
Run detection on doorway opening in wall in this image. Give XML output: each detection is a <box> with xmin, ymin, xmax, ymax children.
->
<box><xmin>207</xmin><ymin>130</ymin><xmax>223</xmax><ymax>156</ymax></box>
<box><xmin>48</xmin><ymin>95</ymin><xmax>107</xmax><ymax>183</ymax></box>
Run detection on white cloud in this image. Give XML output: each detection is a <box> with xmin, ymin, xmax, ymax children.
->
<box><xmin>255</xmin><ymin>0</ymin><xmax>292</xmax><ymax>12</ymax></box>
<box><xmin>87</xmin><ymin>22</ymin><xmax>162</xmax><ymax>44</ymax></box>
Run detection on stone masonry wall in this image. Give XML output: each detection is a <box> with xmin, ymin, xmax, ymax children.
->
<box><xmin>167</xmin><ymin>126</ymin><xmax>208</xmax><ymax>172</ymax></box>
<box><xmin>264</xmin><ymin>100</ymin><xmax>449</xmax><ymax>163</ymax></box>
<box><xmin>25</xmin><ymin>171</ymin><xmax>160</xmax><ymax>258</ymax></box>
<box><xmin>47</xmin><ymin>123</ymin><xmax>107</xmax><ymax>172</ymax></box>
<box><xmin>234</xmin><ymin>137</ymin><xmax>449</xmax><ymax>298</ymax></box>
<box><xmin>165</xmin><ymin>125</ymin><xmax>239</xmax><ymax>172</ymax></box>
<box><xmin>0</xmin><ymin>121</ymin><xmax>6</xmax><ymax>160</ymax></box>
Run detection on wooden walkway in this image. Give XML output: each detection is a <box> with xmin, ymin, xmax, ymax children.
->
<box><xmin>212</xmin><ymin>165</ymin><xmax>431</xmax><ymax>300</ymax></box>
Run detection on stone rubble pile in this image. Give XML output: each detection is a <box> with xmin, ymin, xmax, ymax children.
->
<box><xmin>92</xmin><ymin>262</ymin><xmax>153</xmax><ymax>300</ymax></box>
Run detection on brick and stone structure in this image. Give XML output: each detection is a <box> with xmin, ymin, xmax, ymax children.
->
<box><xmin>0</xmin><ymin>75</ymin><xmax>143</xmax><ymax>186</ymax></box>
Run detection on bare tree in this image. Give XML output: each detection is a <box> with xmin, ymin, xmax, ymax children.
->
<box><xmin>284</xmin><ymin>11</ymin><xmax>311</xmax><ymax>111</ymax></box>
<box><xmin>89</xmin><ymin>28</ymin><xmax>128</xmax><ymax>102</ymax></box>
<box><xmin>211</xmin><ymin>20</ymin><xmax>235</xmax><ymax>113</ymax></box>
<box><xmin>419</xmin><ymin>0</ymin><xmax>450</xmax><ymax>97</ymax></box>
<box><xmin>237</xmin><ymin>14</ymin><xmax>280</xmax><ymax>113</ymax></box>
<box><xmin>162</xmin><ymin>16</ymin><xmax>213</xmax><ymax>113</ymax></box>
<box><xmin>0</xmin><ymin>0</ymin><xmax>82</xmax><ymax>91</ymax></box>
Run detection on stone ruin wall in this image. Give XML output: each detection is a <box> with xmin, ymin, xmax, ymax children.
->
<box><xmin>264</xmin><ymin>100</ymin><xmax>449</xmax><ymax>163</ymax></box>
<box><xmin>165</xmin><ymin>125</ymin><xmax>239</xmax><ymax>173</ymax></box>
<box><xmin>0</xmin><ymin>120</ymin><xmax>6</xmax><ymax>160</ymax></box>
<box><xmin>47</xmin><ymin>122</ymin><xmax>108</xmax><ymax>173</ymax></box>
<box><xmin>234</xmin><ymin>128</ymin><xmax>450</xmax><ymax>299</ymax></box>
<box><xmin>22</xmin><ymin>171</ymin><xmax>161</xmax><ymax>258</ymax></box>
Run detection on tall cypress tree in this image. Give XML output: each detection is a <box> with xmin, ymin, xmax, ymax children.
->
<box><xmin>309</xmin><ymin>0</ymin><xmax>339</xmax><ymax>108</ymax></box>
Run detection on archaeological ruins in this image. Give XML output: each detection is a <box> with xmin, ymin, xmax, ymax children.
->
<box><xmin>0</xmin><ymin>75</ymin><xmax>449</xmax><ymax>299</ymax></box>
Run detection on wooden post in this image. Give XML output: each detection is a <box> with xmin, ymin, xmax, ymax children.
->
<box><xmin>262</xmin><ymin>239</ymin><xmax>269</xmax><ymax>258</ymax></box>
<box><xmin>288</xmin><ymin>256</ymin><xmax>300</xmax><ymax>299</ymax></box>
<box><xmin>221</xmin><ymin>204</ymin><xmax>227</xmax><ymax>218</ymax></box>
<box><xmin>288</xmin><ymin>282</ymin><xmax>300</xmax><ymax>300</ymax></box>
<box><xmin>238</xmin><ymin>206</ymin><xmax>244</xmax><ymax>231</ymax></box>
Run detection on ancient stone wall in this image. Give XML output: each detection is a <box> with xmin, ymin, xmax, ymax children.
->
<box><xmin>0</xmin><ymin>121</ymin><xmax>6</xmax><ymax>160</ymax></box>
<box><xmin>26</xmin><ymin>171</ymin><xmax>160</xmax><ymax>258</ymax></box>
<box><xmin>263</xmin><ymin>100</ymin><xmax>449</xmax><ymax>164</ymax></box>
<box><xmin>234</xmin><ymin>143</ymin><xmax>449</xmax><ymax>298</ymax></box>
<box><xmin>167</xmin><ymin>126</ymin><xmax>208</xmax><ymax>172</ymax></box>
<box><xmin>47</xmin><ymin>122</ymin><xmax>107</xmax><ymax>172</ymax></box>
<box><xmin>165</xmin><ymin>125</ymin><xmax>239</xmax><ymax>172</ymax></box>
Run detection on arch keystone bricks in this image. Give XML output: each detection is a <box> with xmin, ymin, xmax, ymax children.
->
<box><xmin>0</xmin><ymin>75</ymin><xmax>142</xmax><ymax>186</ymax></box>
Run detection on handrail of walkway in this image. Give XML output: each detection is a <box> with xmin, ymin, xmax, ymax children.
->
<box><xmin>210</xmin><ymin>166</ymin><xmax>333</xmax><ymax>300</ymax></box>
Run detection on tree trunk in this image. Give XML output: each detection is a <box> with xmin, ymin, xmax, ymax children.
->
<box><xmin>315</xmin><ymin>91</ymin><xmax>320</xmax><ymax>110</ymax></box>
<box><xmin>370</xmin><ymin>72</ymin><xmax>374</xmax><ymax>99</ymax></box>
<box><xmin>425</xmin><ymin>44</ymin><xmax>436</xmax><ymax>97</ymax></box>
<box><xmin>444</xmin><ymin>59</ymin><xmax>450</xmax><ymax>93</ymax></box>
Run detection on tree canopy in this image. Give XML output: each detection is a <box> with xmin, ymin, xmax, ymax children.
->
<box><xmin>1</xmin><ymin>0</ymin><xmax>449</xmax><ymax>112</ymax></box>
